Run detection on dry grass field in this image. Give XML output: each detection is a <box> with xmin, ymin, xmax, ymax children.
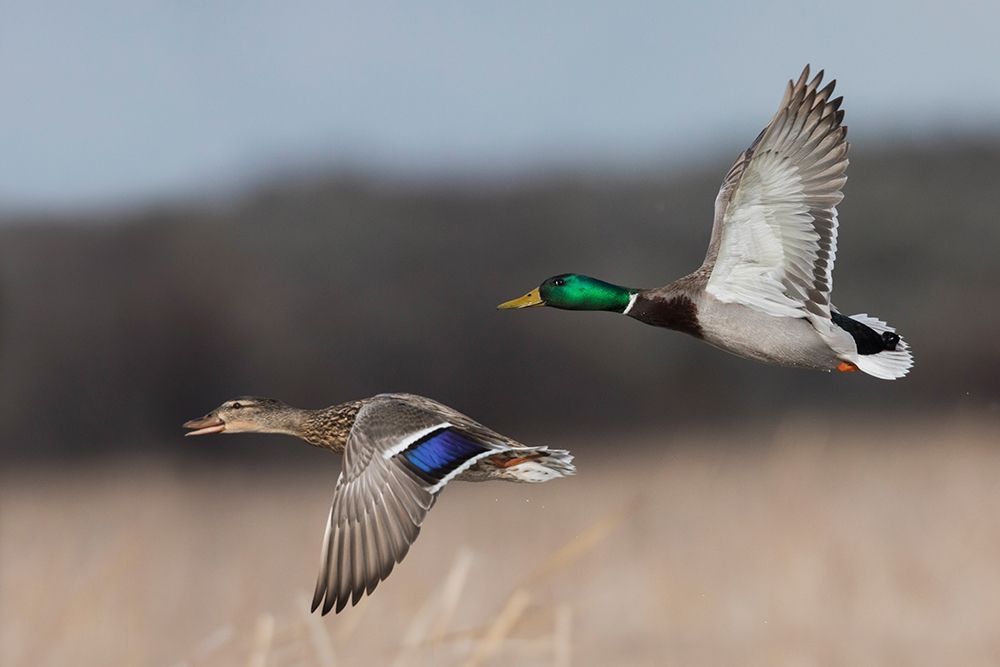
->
<box><xmin>3</xmin><ymin>415</ymin><xmax>1000</xmax><ymax>666</ymax></box>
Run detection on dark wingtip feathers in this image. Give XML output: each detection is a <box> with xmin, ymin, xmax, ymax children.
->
<box><xmin>321</xmin><ymin>586</ymin><xmax>336</xmax><ymax>615</ymax></box>
<box><xmin>311</xmin><ymin>580</ymin><xmax>324</xmax><ymax>613</ymax></box>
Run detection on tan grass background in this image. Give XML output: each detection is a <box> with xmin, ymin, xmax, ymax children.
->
<box><xmin>3</xmin><ymin>415</ymin><xmax>1000</xmax><ymax>666</ymax></box>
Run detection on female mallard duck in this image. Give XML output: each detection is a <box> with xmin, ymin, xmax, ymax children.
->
<box><xmin>183</xmin><ymin>393</ymin><xmax>574</xmax><ymax>615</ymax></box>
<box><xmin>499</xmin><ymin>66</ymin><xmax>912</xmax><ymax>380</ymax></box>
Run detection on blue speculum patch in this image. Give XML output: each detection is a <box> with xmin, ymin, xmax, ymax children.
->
<box><xmin>401</xmin><ymin>429</ymin><xmax>488</xmax><ymax>480</ymax></box>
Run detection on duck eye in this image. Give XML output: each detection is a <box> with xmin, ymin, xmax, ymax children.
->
<box><xmin>231</xmin><ymin>402</ymin><xmax>242</xmax><ymax>410</ymax></box>
<box><xmin>553</xmin><ymin>278</ymin><xmax>565</xmax><ymax>287</ymax></box>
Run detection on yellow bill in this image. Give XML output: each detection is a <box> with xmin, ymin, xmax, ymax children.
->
<box><xmin>497</xmin><ymin>287</ymin><xmax>545</xmax><ymax>309</ymax></box>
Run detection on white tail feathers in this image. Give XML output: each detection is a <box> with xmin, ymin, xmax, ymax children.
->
<box><xmin>495</xmin><ymin>446</ymin><xmax>576</xmax><ymax>483</ymax></box>
<box><xmin>846</xmin><ymin>313</ymin><xmax>913</xmax><ymax>380</ymax></box>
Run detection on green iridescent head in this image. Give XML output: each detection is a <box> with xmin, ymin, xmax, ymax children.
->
<box><xmin>498</xmin><ymin>273</ymin><xmax>635</xmax><ymax>313</ymax></box>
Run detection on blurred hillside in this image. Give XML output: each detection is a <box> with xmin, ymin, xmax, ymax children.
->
<box><xmin>1</xmin><ymin>142</ymin><xmax>998</xmax><ymax>460</ymax></box>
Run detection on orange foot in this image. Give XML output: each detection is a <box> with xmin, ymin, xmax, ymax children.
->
<box><xmin>489</xmin><ymin>453</ymin><xmax>542</xmax><ymax>469</ymax></box>
<box><xmin>837</xmin><ymin>361</ymin><xmax>859</xmax><ymax>372</ymax></box>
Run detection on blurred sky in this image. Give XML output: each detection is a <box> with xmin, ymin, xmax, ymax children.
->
<box><xmin>2</xmin><ymin>1</ymin><xmax>998</xmax><ymax>211</ymax></box>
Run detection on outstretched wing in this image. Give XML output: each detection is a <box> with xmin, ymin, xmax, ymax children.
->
<box><xmin>310</xmin><ymin>395</ymin><xmax>499</xmax><ymax>615</ymax></box>
<box><xmin>703</xmin><ymin>66</ymin><xmax>847</xmax><ymax>335</ymax></box>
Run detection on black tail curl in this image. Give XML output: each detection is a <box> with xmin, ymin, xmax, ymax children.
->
<box><xmin>831</xmin><ymin>312</ymin><xmax>899</xmax><ymax>355</ymax></box>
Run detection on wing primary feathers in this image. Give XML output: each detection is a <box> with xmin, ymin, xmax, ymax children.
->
<box><xmin>363</xmin><ymin>497</ymin><xmax>383</xmax><ymax>596</ymax></box>
<box><xmin>334</xmin><ymin>501</ymin><xmax>352</xmax><ymax>614</ymax></box>
<box><xmin>311</xmin><ymin>508</ymin><xmax>334</xmax><ymax>613</ymax></box>
<box><xmin>704</xmin><ymin>65</ymin><xmax>849</xmax><ymax>340</ymax></box>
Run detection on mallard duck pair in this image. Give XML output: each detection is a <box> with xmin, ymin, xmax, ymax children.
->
<box><xmin>185</xmin><ymin>66</ymin><xmax>913</xmax><ymax>615</ymax></box>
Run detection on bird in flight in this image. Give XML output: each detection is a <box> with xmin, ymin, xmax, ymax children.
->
<box><xmin>499</xmin><ymin>66</ymin><xmax>912</xmax><ymax>380</ymax></box>
<box><xmin>184</xmin><ymin>393</ymin><xmax>574</xmax><ymax>614</ymax></box>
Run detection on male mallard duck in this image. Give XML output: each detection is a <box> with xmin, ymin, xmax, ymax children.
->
<box><xmin>183</xmin><ymin>393</ymin><xmax>574</xmax><ymax>614</ymax></box>
<box><xmin>499</xmin><ymin>66</ymin><xmax>912</xmax><ymax>379</ymax></box>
